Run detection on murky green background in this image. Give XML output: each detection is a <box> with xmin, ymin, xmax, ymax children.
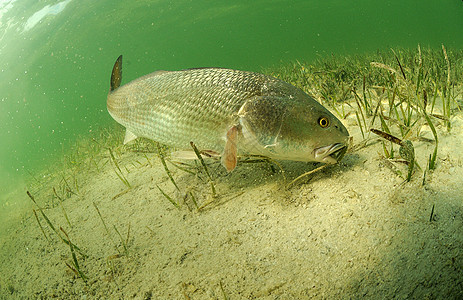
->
<box><xmin>1</xmin><ymin>0</ymin><xmax>462</xmax><ymax>200</ymax></box>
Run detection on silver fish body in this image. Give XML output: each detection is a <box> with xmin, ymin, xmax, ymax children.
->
<box><xmin>107</xmin><ymin>56</ymin><xmax>349</xmax><ymax>170</ymax></box>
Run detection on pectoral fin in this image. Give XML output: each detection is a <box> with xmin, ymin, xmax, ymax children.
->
<box><xmin>123</xmin><ymin>129</ymin><xmax>138</xmax><ymax>144</ymax></box>
<box><xmin>110</xmin><ymin>55</ymin><xmax>123</xmax><ymax>91</ymax></box>
<box><xmin>221</xmin><ymin>125</ymin><xmax>240</xmax><ymax>172</ymax></box>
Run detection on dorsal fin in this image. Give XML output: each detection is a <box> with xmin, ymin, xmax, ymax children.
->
<box><xmin>110</xmin><ymin>55</ymin><xmax>123</xmax><ymax>91</ymax></box>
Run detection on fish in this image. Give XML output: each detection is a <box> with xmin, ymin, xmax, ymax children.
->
<box><xmin>107</xmin><ymin>55</ymin><xmax>349</xmax><ymax>172</ymax></box>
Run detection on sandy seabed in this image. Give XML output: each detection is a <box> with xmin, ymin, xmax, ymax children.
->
<box><xmin>1</xmin><ymin>108</ymin><xmax>462</xmax><ymax>299</ymax></box>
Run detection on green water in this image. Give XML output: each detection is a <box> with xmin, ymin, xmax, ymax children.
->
<box><xmin>1</xmin><ymin>0</ymin><xmax>462</xmax><ymax>199</ymax></box>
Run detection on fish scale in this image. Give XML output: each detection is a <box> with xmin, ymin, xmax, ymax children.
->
<box><xmin>108</xmin><ymin>67</ymin><xmax>270</xmax><ymax>149</ymax></box>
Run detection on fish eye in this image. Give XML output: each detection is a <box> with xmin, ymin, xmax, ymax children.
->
<box><xmin>318</xmin><ymin>117</ymin><xmax>330</xmax><ymax>128</ymax></box>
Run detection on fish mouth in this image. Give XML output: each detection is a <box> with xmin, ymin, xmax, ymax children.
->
<box><xmin>313</xmin><ymin>143</ymin><xmax>348</xmax><ymax>164</ymax></box>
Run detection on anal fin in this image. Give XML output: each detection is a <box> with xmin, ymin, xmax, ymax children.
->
<box><xmin>123</xmin><ymin>129</ymin><xmax>138</xmax><ymax>144</ymax></box>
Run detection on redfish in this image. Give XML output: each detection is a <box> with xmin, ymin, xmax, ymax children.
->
<box><xmin>107</xmin><ymin>55</ymin><xmax>349</xmax><ymax>171</ymax></box>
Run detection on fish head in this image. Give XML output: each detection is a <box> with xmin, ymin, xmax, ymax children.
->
<box><xmin>238</xmin><ymin>94</ymin><xmax>349</xmax><ymax>164</ymax></box>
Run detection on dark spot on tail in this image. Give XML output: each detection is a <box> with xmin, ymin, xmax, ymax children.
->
<box><xmin>110</xmin><ymin>55</ymin><xmax>123</xmax><ymax>91</ymax></box>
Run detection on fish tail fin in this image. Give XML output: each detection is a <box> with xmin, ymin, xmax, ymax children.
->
<box><xmin>110</xmin><ymin>55</ymin><xmax>123</xmax><ymax>91</ymax></box>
